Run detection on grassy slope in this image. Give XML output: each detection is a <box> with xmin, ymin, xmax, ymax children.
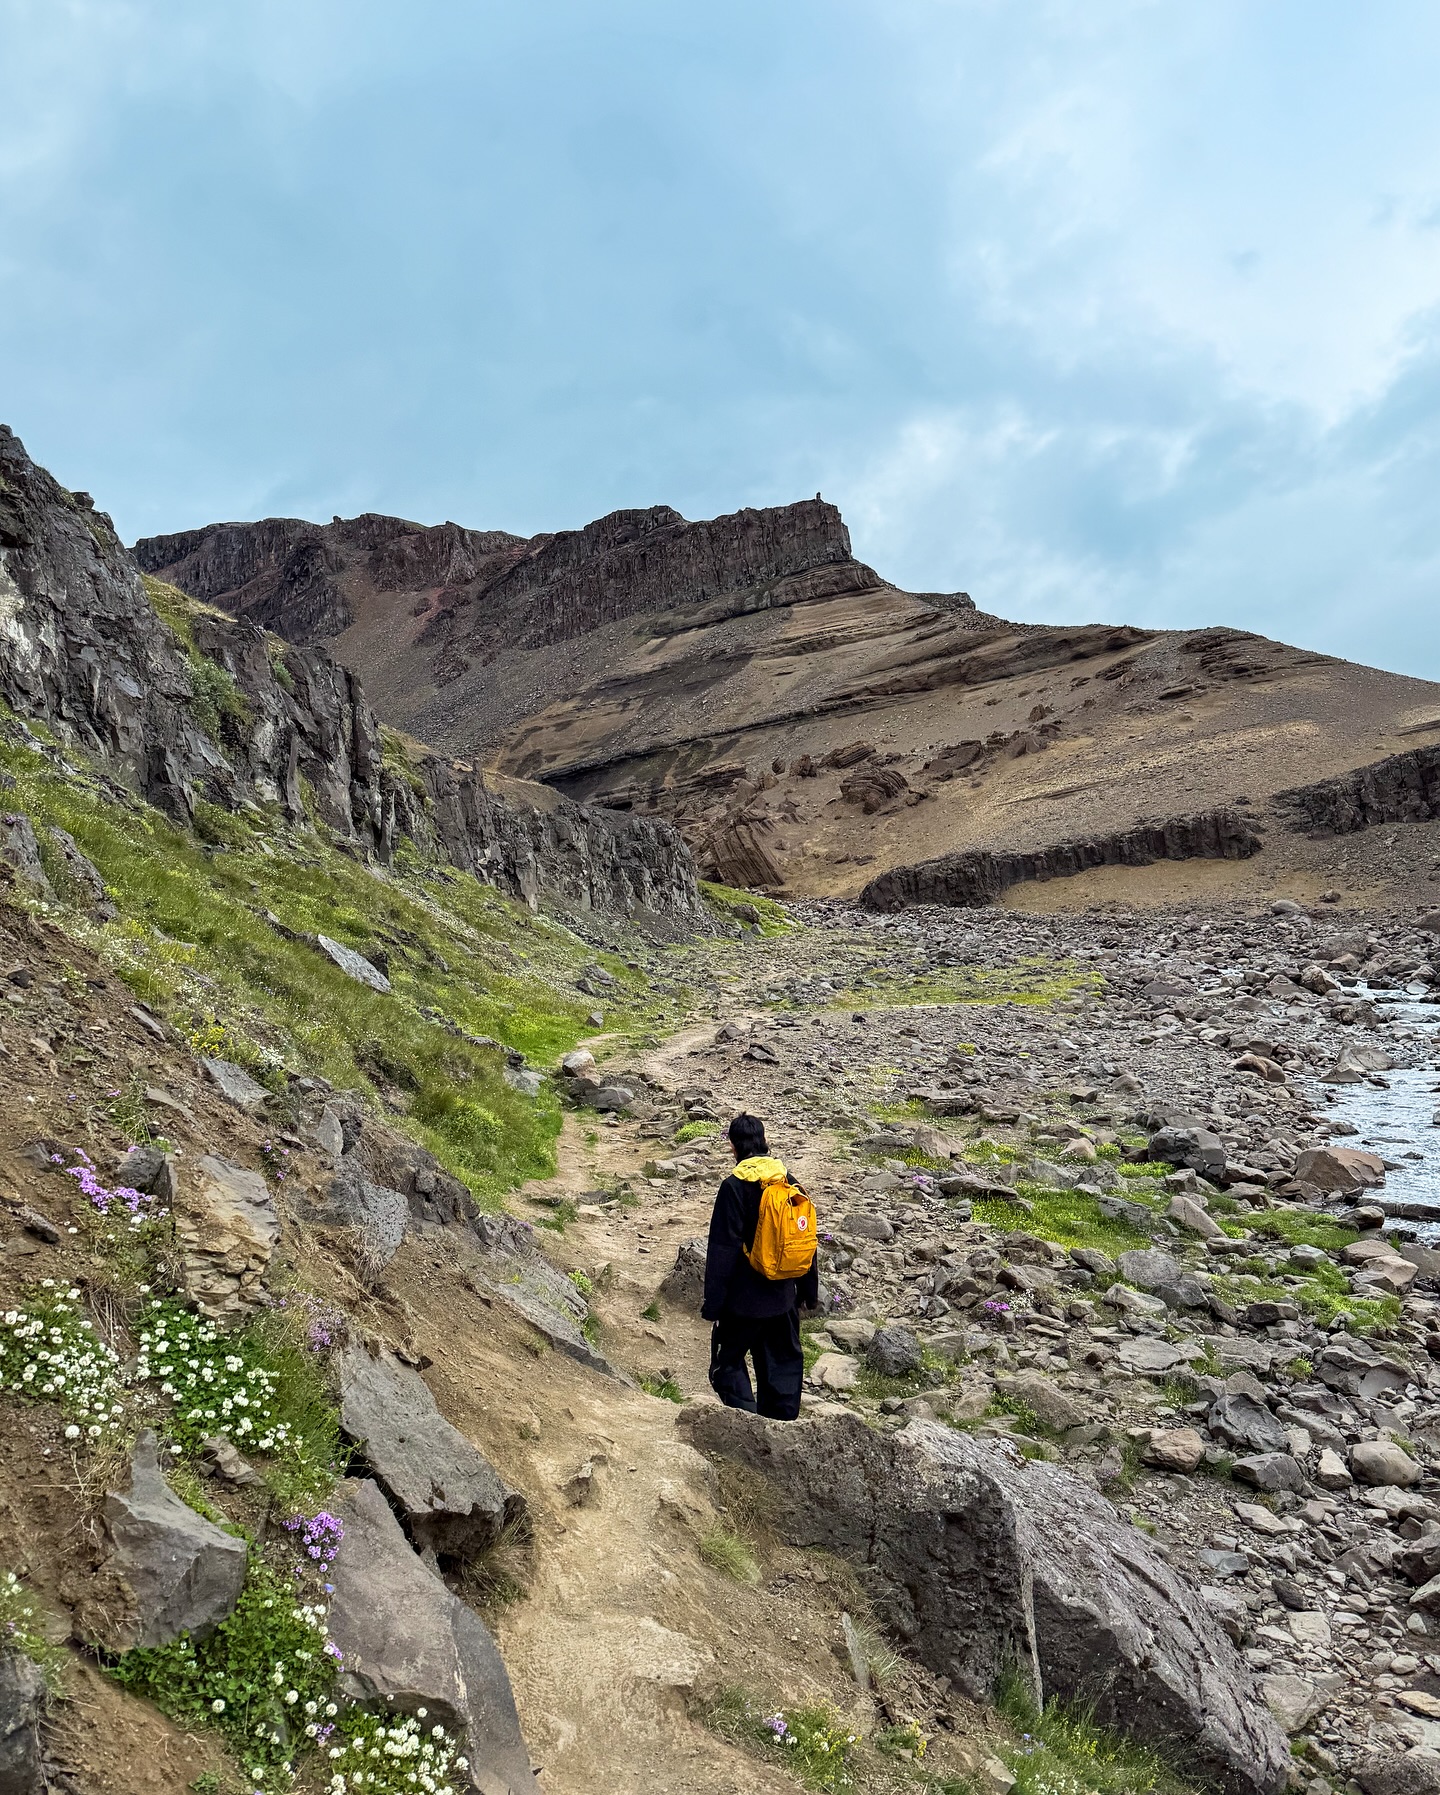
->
<box><xmin>1</xmin><ymin>725</ymin><xmax>677</xmax><ymax>1205</ymax></box>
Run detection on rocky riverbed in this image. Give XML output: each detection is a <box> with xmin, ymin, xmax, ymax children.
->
<box><xmin>559</xmin><ymin>892</ymin><xmax>1440</xmax><ymax>1794</ymax></box>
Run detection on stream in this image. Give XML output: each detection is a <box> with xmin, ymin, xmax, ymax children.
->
<box><xmin>1323</xmin><ymin>982</ymin><xmax>1440</xmax><ymax>1236</ymax></box>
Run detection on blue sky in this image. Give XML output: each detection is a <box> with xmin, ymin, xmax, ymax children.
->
<box><xmin>4</xmin><ymin>2</ymin><xmax>1440</xmax><ymax>678</ymax></box>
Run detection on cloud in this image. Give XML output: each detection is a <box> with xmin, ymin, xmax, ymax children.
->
<box><xmin>0</xmin><ymin>0</ymin><xmax>1437</xmax><ymax>677</ymax></box>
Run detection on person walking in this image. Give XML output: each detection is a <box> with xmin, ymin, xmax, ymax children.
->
<box><xmin>701</xmin><ymin>1112</ymin><xmax>818</xmax><ymax>1419</ymax></box>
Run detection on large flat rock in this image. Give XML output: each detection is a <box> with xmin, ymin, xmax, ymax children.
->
<box><xmin>681</xmin><ymin>1406</ymin><xmax>1289</xmax><ymax>1795</ymax></box>
<box><xmin>328</xmin><ymin>1478</ymin><xmax>539</xmax><ymax>1795</ymax></box>
<box><xmin>338</xmin><ymin>1344</ymin><xmax>526</xmax><ymax>1561</ymax></box>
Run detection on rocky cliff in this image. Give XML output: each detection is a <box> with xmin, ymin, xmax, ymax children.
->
<box><xmin>0</xmin><ymin>426</ymin><xmax>698</xmax><ymax>922</ymax></box>
<box><xmin>135</xmin><ymin>465</ymin><xmax>1440</xmax><ymax>910</ymax></box>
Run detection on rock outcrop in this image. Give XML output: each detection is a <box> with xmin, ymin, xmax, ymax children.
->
<box><xmin>99</xmin><ymin>1430</ymin><xmax>248</xmax><ymax>1649</ymax></box>
<box><xmin>337</xmin><ymin>1344</ymin><xmax>527</xmax><ymax>1562</ymax></box>
<box><xmin>859</xmin><ymin>810</ymin><xmax>1263</xmax><ymax>910</ymax></box>
<box><xmin>327</xmin><ymin>1478</ymin><xmax>540</xmax><ymax>1795</ymax></box>
<box><xmin>681</xmin><ymin>1407</ymin><xmax>1291</xmax><ymax>1795</ymax></box>
<box><xmin>0</xmin><ymin>425</ymin><xmax>699</xmax><ymax>922</ymax></box>
<box><xmin>1275</xmin><ymin>745</ymin><xmax>1440</xmax><ymax>836</ymax></box>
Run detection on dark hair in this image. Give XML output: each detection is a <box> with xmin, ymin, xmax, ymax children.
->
<box><xmin>727</xmin><ymin>1112</ymin><xmax>768</xmax><ymax>1158</ymax></box>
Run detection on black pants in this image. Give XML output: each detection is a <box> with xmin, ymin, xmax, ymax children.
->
<box><xmin>709</xmin><ymin>1309</ymin><xmax>803</xmax><ymax>1420</ymax></box>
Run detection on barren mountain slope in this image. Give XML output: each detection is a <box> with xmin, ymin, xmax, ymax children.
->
<box><xmin>136</xmin><ymin>500</ymin><xmax>1440</xmax><ymax>903</ymax></box>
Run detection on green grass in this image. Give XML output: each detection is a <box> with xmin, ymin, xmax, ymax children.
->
<box><xmin>1210</xmin><ymin>1262</ymin><xmax>1401</xmax><ymax>1333</ymax></box>
<box><xmin>698</xmin><ymin>1527</ymin><xmax>760</xmax><ymax>1583</ymax></box>
<box><xmin>705</xmin><ymin>1688</ymin><xmax>858</xmax><ymax>1791</ymax></box>
<box><xmin>995</xmin><ymin>1671</ymin><xmax>1195</xmax><ymax>1795</ymax></box>
<box><xmin>640</xmin><ymin>1374</ymin><xmax>684</xmax><ymax>1403</ymax></box>
<box><xmin>675</xmin><ymin>1119</ymin><xmax>720</xmax><ymax>1143</ymax></box>
<box><xmin>1247</xmin><ymin>1211</ymin><xmax>1359</xmax><ymax>1252</ymax></box>
<box><xmin>699</xmin><ymin>880</ymin><xmax>793</xmax><ymax>935</ymax></box>
<box><xmin>824</xmin><ymin>957</ymin><xmax>1099</xmax><ymax>1014</ymax></box>
<box><xmin>0</xmin><ymin>727</ymin><xmax>664</xmax><ymax>1205</ymax></box>
<box><xmin>972</xmin><ymin>1185</ymin><xmax>1155</xmax><ymax>1258</ymax></box>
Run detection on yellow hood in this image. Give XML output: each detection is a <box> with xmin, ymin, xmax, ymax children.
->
<box><xmin>732</xmin><ymin>1155</ymin><xmax>787</xmax><ymax>1183</ymax></box>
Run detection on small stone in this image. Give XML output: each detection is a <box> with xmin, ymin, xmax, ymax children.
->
<box><xmin>1287</xmin><ymin>1610</ymin><xmax>1332</xmax><ymax>1648</ymax></box>
<box><xmin>1315</xmin><ymin>1448</ymin><xmax>1353</xmax><ymax>1490</ymax></box>
<box><xmin>811</xmin><ymin>1352</ymin><xmax>859</xmax><ymax>1393</ymax></box>
<box><xmin>1263</xmin><ymin>1672</ymin><xmax>1324</xmax><ymax>1734</ymax></box>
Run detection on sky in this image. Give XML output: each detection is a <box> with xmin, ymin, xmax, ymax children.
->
<box><xmin>4</xmin><ymin>1</ymin><xmax>1440</xmax><ymax>679</ymax></box>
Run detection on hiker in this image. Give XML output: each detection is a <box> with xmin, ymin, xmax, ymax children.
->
<box><xmin>701</xmin><ymin>1112</ymin><xmax>818</xmax><ymax>1419</ymax></box>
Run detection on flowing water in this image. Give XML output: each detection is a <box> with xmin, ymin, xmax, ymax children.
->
<box><xmin>1323</xmin><ymin>982</ymin><xmax>1440</xmax><ymax>1236</ymax></box>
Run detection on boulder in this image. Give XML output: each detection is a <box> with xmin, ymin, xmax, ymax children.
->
<box><xmin>1292</xmin><ymin>1147</ymin><xmax>1386</xmax><ymax>1192</ymax></box>
<box><xmin>828</xmin><ymin>1319</ymin><xmax>877</xmax><ymax>1350</ymax></box>
<box><xmin>1116</xmin><ymin>1248</ymin><xmax>1209</xmax><ymax>1309</ymax></box>
<box><xmin>866</xmin><ymin>1326</ymin><xmax>923</xmax><ymax>1378</ymax></box>
<box><xmin>100</xmin><ymin>1430</ymin><xmax>247</xmax><ymax>1649</ymax></box>
<box><xmin>1169</xmin><ymin>1196</ymin><xmax>1224</xmax><ymax>1239</ymax></box>
<box><xmin>1144</xmin><ymin>1428</ymin><xmax>1205</xmax><ymax>1473</ymax></box>
<box><xmin>327</xmin><ymin>1479</ymin><xmax>539</xmax><ymax>1794</ymax></box>
<box><xmin>1114</xmin><ymin>1337</ymin><xmax>1190</xmax><ymax>1375</ymax></box>
<box><xmin>0</xmin><ymin>814</ymin><xmax>50</xmax><ymax>894</ymax></box>
<box><xmin>1231</xmin><ymin>1453</ymin><xmax>1307</xmax><ymax>1494</ymax></box>
<box><xmin>0</xmin><ymin>1649</ymin><xmax>45</xmax><ymax>1795</ymax></box>
<box><xmin>46</xmin><ymin>825</ymin><xmax>116</xmax><ymax>919</ymax></box>
<box><xmin>1316</xmin><ymin>1339</ymin><xmax>1408</xmax><ymax>1400</ymax></box>
<box><xmin>811</xmin><ymin>1353</ymin><xmax>859</xmax><ymax>1393</ymax></box>
<box><xmin>995</xmin><ymin>1372</ymin><xmax>1087</xmax><ymax>1433</ymax></box>
<box><xmin>1315</xmin><ymin>1448</ymin><xmax>1352</xmax><ymax>1490</ymax></box>
<box><xmin>1355</xmin><ymin>1752</ymin><xmax>1440</xmax><ymax>1795</ymax></box>
<box><xmin>173</xmin><ymin>1156</ymin><xmax>279</xmax><ymax>1324</ymax></box>
<box><xmin>1209</xmin><ymin>1395</ymin><xmax>1291</xmax><ymax>1457</ymax></box>
<box><xmin>1262</xmin><ymin>1673</ymin><xmax>1326</xmax><ymax>1735</ymax></box>
<box><xmin>318</xmin><ymin>1163</ymin><xmax>411</xmax><ymax>1267</ymax></box>
<box><xmin>1149</xmin><ymin>1125</ymin><xmax>1227</xmax><ymax>1182</ymax></box>
<box><xmin>659</xmin><ymin>1238</ymin><xmax>708</xmax><ymax>1310</ymax></box>
<box><xmin>1352</xmin><ymin>1440</ymin><xmax>1422</xmax><ymax>1488</ymax></box>
<box><xmin>840</xmin><ymin>1213</ymin><xmax>895</xmax><ymax>1243</ymax></box>
<box><xmin>679</xmin><ymin>1408</ymin><xmax>1289</xmax><ymax>1795</ymax></box>
<box><xmin>590</xmin><ymin>1085</ymin><xmax>636</xmax><ymax>1114</ymax></box>
<box><xmin>338</xmin><ymin>1345</ymin><xmax>526</xmax><ymax>1562</ymax></box>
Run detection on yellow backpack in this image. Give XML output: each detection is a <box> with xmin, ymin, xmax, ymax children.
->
<box><xmin>734</xmin><ymin>1156</ymin><xmax>819</xmax><ymax>1281</ymax></box>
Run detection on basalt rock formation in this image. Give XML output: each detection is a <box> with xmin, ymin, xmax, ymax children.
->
<box><xmin>0</xmin><ymin>426</ymin><xmax>698</xmax><ymax>923</ymax></box>
<box><xmin>860</xmin><ymin>810</ymin><xmax>1264</xmax><ymax>911</ymax></box>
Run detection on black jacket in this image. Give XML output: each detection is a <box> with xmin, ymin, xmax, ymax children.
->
<box><xmin>701</xmin><ymin>1169</ymin><xmax>820</xmax><ymax>1321</ymax></box>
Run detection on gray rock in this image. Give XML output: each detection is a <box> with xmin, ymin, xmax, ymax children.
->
<box><xmin>115</xmin><ymin>1145</ymin><xmax>176</xmax><ymax>1206</ymax></box>
<box><xmin>46</xmin><ymin>825</ymin><xmax>116</xmax><ymax>919</ymax></box>
<box><xmin>1209</xmin><ymin>1395</ymin><xmax>1291</xmax><ymax>1457</ymax></box>
<box><xmin>100</xmin><ymin>1429</ymin><xmax>247</xmax><ymax>1649</ymax></box>
<box><xmin>1355</xmin><ymin>1752</ymin><xmax>1440</xmax><ymax>1795</ymax></box>
<box><xmin>316</xmin><ymin>1164</ymin><xmax>410</xmax><ymax>1268</ymax></box>
<box><xmin>1263</xmin><ymin>1673</ymin><xmax>1326</xmax><ymax>1735</ymax></box>
<box><xmin>337</xmin><ymin>1345</ymin><xmax>526</xmax><ymax>1562</ymax></box>
<box><xmin>659</xmin><ymin>1238</ymin><xmax>708</xmax><ymax>1310</ymax></box>
<box><xmin>1352</xmin><ymin>1439</ymin><xmax>1422</xmax><ymax>1487</ymax></box>
<box><xmin>0</xmin><ymin>813</ymin><xmax>50</xmax><ymax>896</ymax></box>
<box><xmin>327</xmin><ymin>1478</ymin><xmax>540</xmax><ymax>1794</ymax></box>
<box><xmin>174</xmin><ymin>1155</ymin><xmax>279</xmax><ymax>1323</ymax></box>
<box><xmin>1069</xmin><ymin>1246</ymin><xmax>1115</xmax><ymax>1277</ymax></box>
<box><xmin>590</xmin><ymin>1085</ymin><xmax>635</xmax><ymax>1114</ymax></box>
<box><xmin>680</xmin><ymin>1407</ymin><xmax>1289</xmax><ymax>1795</ymax></box>
<box><xmin>866</xmin><ymin>1326</ymin><xmax>923</xmax><ymax>1378</ymax></box>
<box><xmin>1116</xmin><ymin>1247</ymin><xmax>1208</xmax><ymax>1309</ymax></box>
<box><xmin>1149</xmin><ymin>1125</ymin><xmax>1227</xmax><ymax>1182</ymax></box>
<box><xmin>996</xmin><ymin>1372</ymin><xmax>1088</xmax><ymax>1433</ymax></box>
<box><xmin>1316</xmin><ymin>1339</ymin><xmax>1409</xmax><ymax>1400</ymax></box>
<box><xmin>200</xmin><ymin>1057</ymin><xmax>271</xmax><ymax>1112</ymax></box>
<box><xmin>1097</xmin><ymin>1195</ymin><xmax>1162</xmax><ymax>1231</ymax></box>
<box><xmin>0</xmin><ymin>1649</ymin><xmax>44</xmax><ymax>1795</ymax></box>
<box><xmin>1199</xmin><ymin>1549</ymin><xmax>1252</xmax><ymax>1578</ymax></box>
<box><xmin>840</xmin><ymin>1213</ymin><xmax>896</xmax><ymax>1243</ymax></box>
<box><xmin>1114</xmin><ymin>1336</ymin><xmax>1189</xmax><ymax>1375</ymax></box>
<box><xmin>502</xmin><ymin>1066</ymin><xmax>543</xmax><ymax>1099</ymax></box>
<box><xmin>1231</xmin><ymin>1453</ymin><xmax>1307</xmax><ymax>1494</ymax></box>
<box><xmin>201</xmin><ymin>1435</ymin><xmax>261</xmax><ymax>1487</ymax></box>
<box><xmin>317</xmin><ymin>933</ymin><xmax>391</xmax><ymax>993</ymax></box>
